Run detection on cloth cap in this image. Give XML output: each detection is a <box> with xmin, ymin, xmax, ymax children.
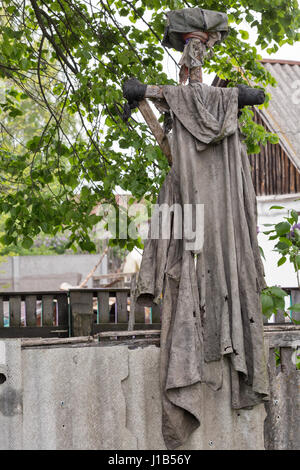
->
<box><xmin>162</xmin><ymin>8</ymin><xmax>229</xmax><ymax>52</ymax></box>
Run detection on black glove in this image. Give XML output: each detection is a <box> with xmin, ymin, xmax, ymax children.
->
<box><xmin>237</xmin><ymin>84</ymin><xmax>265</xmax><ymax>108</ymax></box>
<box><xmin>122</xmin><ymin>77</ymin><xmax>147</xmax><ymax>121</ymax></box>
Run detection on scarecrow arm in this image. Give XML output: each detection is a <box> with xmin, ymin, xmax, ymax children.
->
<box><xmin>123</xmin><ymin>78</ymin><xmax>265</xmax><ymax>109</ymax></box>
<box><xmin>237</xmin><ymin>84</ymin><xmax>265</xmax><ymax>108</ymax></box>
<box><xmin>123</xmin><ymin>78</ymin><xmax>172</xmax><ymax>165</ymax></box>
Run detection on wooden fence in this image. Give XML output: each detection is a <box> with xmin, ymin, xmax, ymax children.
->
<box><xmin>0</xmin><ymin>278</ymin><xmax>161</xmax><ymax>338</ymax></box>
<box><xmin>0</xmin><ymin>291</ymin><xmax>69</xmax><ymax>338</ymax></box>
<box><xmin>0</xmin><ymin>283</ymin><xmax>299</xmax><ymax>337</ymax></box>
<box><xmin>0</xmin><ymin>282</ymin><xmax>299</xmax><ymax>450</ymax></box>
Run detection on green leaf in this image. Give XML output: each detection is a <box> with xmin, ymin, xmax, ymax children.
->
<box><xmin>291</xmin><ymin>210</ymin><xmax>299</xmax><ymax>223</ymax></box>
<box><xmin>270</xmin><ymin>206</ymin><xmax>285</xmax><ymax>210</ymax></box>
<box><xmin>22</xmin><ymin>237</ymin><xmax>33</xmax><ymax>249</ymax></box>
<box><xmin>275</xmin><ymin>222</ymin><xmax>291</xmax><ymax>236</ymax></box>
<box><xmin>278</xmin><ymin>256</ymin><xmax>287</xmax><ymax>266</ymax></box>
<box><xmin>269</xmin><ymin>286</ymin><xmax>288</xmax><ymax>298</ymax></box>
<box><xmin>288</xmin><ymin>304</ymin><xmax>300</xmax><ymax>312</ymax></box>
<box><xmin>261</xmin><ymin>293</ymin><xmax>274</xmax><ymax>315</ymax></box>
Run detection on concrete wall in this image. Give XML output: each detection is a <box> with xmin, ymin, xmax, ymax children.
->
<box><xmin>0</xmin><ymin>254</ymin><xmax>108</xmax><ymax>292</ymax></box>
<box><xmin>0</xmin><ymin>339</ymin><xmax>266</xmax><ymax>450</ymax></box>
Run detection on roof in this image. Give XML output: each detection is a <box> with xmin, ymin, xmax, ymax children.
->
<box><xmin>258</xmin><ymin>59</ymin><xmax>300</xmax><ymax>172</ymax></box>
<box><xmin>212</xmin><ymin>59</ymin><xmax>300</xmax><ymax>172</ymax></box>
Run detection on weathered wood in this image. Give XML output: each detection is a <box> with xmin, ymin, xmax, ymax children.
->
<box><xmin>151</xmin><ymin>304</ymin><xmax>161</xmax><ymax>323</ymax></box>
<box><xmin>25</xmin><ymin>295</ymin><xmax>37</xmax><ymax>327</ymax></box>
<box><xmin>42</xmin><ymin>295</ymin><xmax>54</xmax><ymax>326</ymax></box>
<box><xmin>128</xmin><ymin>273</ymin><xmax>137</xmax><ymax>331</ymax></box>
<box><xmin>97</xmin><ymin>291</ymin><xmax>110</xmax><ymax>323</ymax></box>
<box><xmin>92</xmin><ymin>323</ymin><xmax>161</xmax><ymax>333</ymax></box>
<box><xmin>138</xmin><ymin>99</ymin><xmax>172</xmax><ymax>166</ymax></box>
<box><xmin>290</xmin><ymin>289</ymin><xmax>300</xmax><ymax>323</ymax></box>
<box><xmin>116</xmin><ymin>291</ymin><xmax>128</xmax><ymax>323</ymax></box>
<box><xmin>264</xmin><ymin>330</ymin><xmax>300</xmax><ymax>348</ymax></box>
<box><xmin>56</xmin><ymin>294</ymin><xmax>68</xmax><ymax>326</ymax></box>
<box><xmin>0</xmin><ymin>326</ymin><xmax>68</xmax><ymax>338</ymax></box>
<box><xmin>9</xmin><ymin>296</ymin><xmax>21</xmax><ymax>327</ymax></box>
<box><xmin>21</xmin><ymin>336</ymin><xmax>160</xmax><ymax>350</ymax></box>
<box><xmin>275</xmin><ymin>310</ymin><xmax>286</xmax><ymax>324</ymax></box>
<box><xmin>96</xmin><ymin>329</ymin><xmax>161</xmax><ymax>339</ymax></box>
<box><xmin>134</xmin><ymin>304</ymin><xmax>145</xmax><ymax>323</ymax></box>
<box><xmin>265</xmin><ymin>344</ymin><xmax>300</xmax><ymax>450</ymax></box>
<box><xmin>70</xmin><ymin>290</ymin><xmax>94</xmax><ymax>337</ymax></box>
<box><xmin>280</xmin><ymin>348</ymin><xmax>300</xmax><ymax>449</ymax></box>
<box><xmin>0</xmin><ymin>297</ymin><xmax>3</xmax><ymax>328</ymax></box>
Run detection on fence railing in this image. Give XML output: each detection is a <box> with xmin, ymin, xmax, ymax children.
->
<box><xmin>0</xmin><ymin>278</ymin><xmax>161</xmax><ymax>338</ymax></box>
<box><xmin>0</xmin><ymin>282</ymin><xmax>299</xmax><ymax>338</ymax></box>
<box><xmin>0</xmin><ymin>291</ymin><xmax>69</xmax><ymax>338</ymax></box>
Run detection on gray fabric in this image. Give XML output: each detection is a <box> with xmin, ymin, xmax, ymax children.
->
<box><xmin>136</xmin><ymin>83</ymin><xmax>269</xmax><ymax>450</ymax></box>
<box><xmin>162</xmin><ymin>8</ymin><xmax>228</xmax><ymax>52</ymax></box>
<box><xmin>179</xmin><ymin>33</ymin><xmax>222</xmax><ymax>70</ymax></box>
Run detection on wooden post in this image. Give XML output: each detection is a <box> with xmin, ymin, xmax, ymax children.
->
<box><xmin>70</xmin><ymin>290</ymin><xmax>94</xmax><ymax>337</ymax></box>
<box><xmin>138</xmin><ymin>98</ymin><xmax>172</xmax><ymax>166</ymax></box>
<box><xmin>290</xmin><ymin>289</ymin><xmax>300</xmax><ymax>323</ymax></box>
<box><xmin>0</xmin><ymin>297</ymin><xmax>3</xmax><ymax>328</ymax></box>
<box><xmin>116</xmin><ymin>291</ymin><xmax>128</xmax><ymax>323</ymax></box>
<box><xmin>97</xmin><ymin>291</ymin><xmax>110</xmax><ymax>324</ymax></box>
<box><xmin>128</xmin><ymin>274</ymin><xmax>136</xmax><ymax>331</ymax></box>
<box><xmin>25</xmin><ymin>295</ymin><xmax>37</xmax><ymax>327</ymax></box>
<box><xmin>56</xmin><ymin>293</ymin><xmax>69</xmax><ymax>326</ymax></box>
<box><xmin>9</xmin><ymin>296</ymin><xmax>21</xmax><ymax>327</ymax></box>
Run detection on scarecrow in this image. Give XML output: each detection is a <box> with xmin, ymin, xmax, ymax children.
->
<box><xmin>123</xmin><ymin>8</ymin><xmax>269</xmax><ymax>450</ymax></box>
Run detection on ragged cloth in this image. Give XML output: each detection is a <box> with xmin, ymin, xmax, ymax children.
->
<box><xmin>136</xmin><ymin>82</ymin><xmax>269</xmax><ymax>450</ymax></box>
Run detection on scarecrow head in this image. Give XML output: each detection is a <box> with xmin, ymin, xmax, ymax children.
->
<box><xmin>162</xmin><ymin>8</ymin><xmax>229</xmax><ymax>83</ymax></box>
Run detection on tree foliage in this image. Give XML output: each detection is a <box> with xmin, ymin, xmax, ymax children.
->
<box><xmin>0</xmin><ymin>0</ymin><xmax>299</xmax><ymax>251</ymax></box>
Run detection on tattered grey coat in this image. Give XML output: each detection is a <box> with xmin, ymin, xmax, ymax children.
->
<box><xmin>136</xmin><ymin>83</ymin><xmax>269</xmax><ymax>450</ymax></box>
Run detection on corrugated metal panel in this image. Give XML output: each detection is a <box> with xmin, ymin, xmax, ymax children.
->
<box><xmin>259</xmin><ymin>61</ymin><xmax>300</xmax><ymax>172</ymax></box>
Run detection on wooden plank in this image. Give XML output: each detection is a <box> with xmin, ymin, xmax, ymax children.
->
<box><xmin>265</xmin><ymin>141</ymin><xmax>270</xmax><ymax>195</ymax></box>
<box><xmin>284</xmin><ymin>151</ymin><xmax>289</xmax><ymax>194</ymax></box>
<box><xmin>57</xmin><ymin>294</ymin><xmax>68</xmax><ymax>326</ymax></box>
<box><xmin>92</xmin><ymin>323</ymin><xmax>161</xmax><ymax>334</ymax></box>
<box><xmin>138</xmin><ymin>93</ymin><xmax>172</xmax><ymax>166</ymax></box>
<box><xmin>22</xmin><ymin>336</ymin><xmax>160</xmax><ymax>350</ymax></box>
<box><xmin>70</xmin><ymin>291</ymin><xmax>94</xmax><ymax>337</ymax></box>
<box><xmin>290</xmin><ymin>289</ymin><xmax>300</xmax><ymax>322</ymax></box>
<box><xmin>277</xmin><ymin>146</ymin><xmax>282</xmax><ymax>195</ymax></box>
<box><xmin>264</xmin><ymin>331</ymin><xmax>300</xmax><ymax>348</ymax></box>
<box><xmin>134</xmin><ymin>304</ymin><xmax>145</xmax><ymax>323</ymax></box>
<box><xmin>290</xmin><ymin>159</ymin><xmax>295</xmax><ymax>193</ymax></box>
<box><xmin>9</xmin><ymin>296</ymin><xmax>21</xmax><ymax>327</ymax></box>
<box><xmin>279</xmin><ymin>348</ymin><xmax>300</xmax><ymax>449</ymax></box>
<box><xmin>116</xmin><ymin>291</ymin><xmax>128</xmax><ymax>323</ymax></box>
<box><xmin>260</xmin><ymin>141</ymin><xmax>266</xmax><ymax>195</ymax></box>
<box><xmin>96</xmin><ymin>329</ymin><xmax>161</xmax><ymax>338</ymax></box>
<box><xmin>152</xmin><ymin>304</ymin><xmax>161</xmax><ymax>323</ymax></box>
<box><xmin>25</xmin><ymin>295</ymin><xmax>37</xmax><ymax>327</ymax></box>
<box><xmin>128</xmin><ymin>274</ymin><xmax>136</xmax><ymax>331</ymax></box>
<box><xmin>275</xmin><ymin>310</ymin><xmax>286</xmax><ymax>324</ymax></box>
<box><xmin>0</xmin><ymin>326</ymin><xmax>68</xmax><ymax>338</ymax></box>
<box><xmin>21</xmin><ymin>335</ymin><xmax>95</xmax><ymax>348</ymax></box>
<box><xmin>270</xmin><ymin>144</ymin><xmax>277</xmax><ymax>194</ymax></box>
<box><xmin>97</xmin><ymin>291</ymin><xmax>110</xmax><ymax>324</ymax></box>
<box><xmin>42</xmin><ymin>295</ymin><xmax>54</xmax><ymax>326</ymax></box>
<box><xmin>0</xmin><ymin>297</ymin><xmax>3</xmax><ymax>328</ymax></box>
